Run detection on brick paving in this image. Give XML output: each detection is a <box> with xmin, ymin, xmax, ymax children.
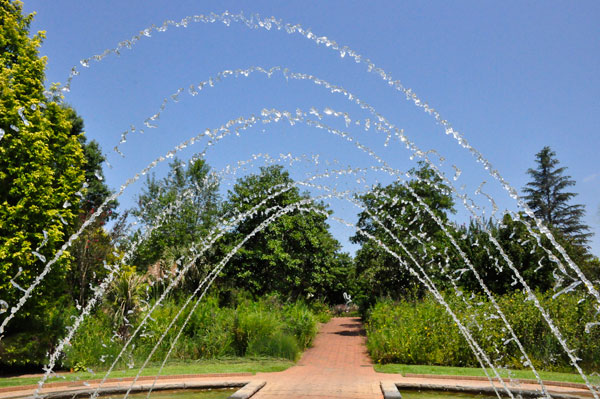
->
<box><xmin>253</xmin><ymin>316</ymin><xmax>381</xmax><ymax>399</ymax></box>
<box><xmin>243</xmin><ymin>317</ymin><xmax>595</xmax><ymax>399</ymax></box>
<box><xmin>1</xmin><ymin>317</ymin><xmax>596</xmax><ymax>399</ymax></box>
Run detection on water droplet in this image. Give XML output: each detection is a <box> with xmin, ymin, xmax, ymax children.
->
<box><xmin>32</xmin><ymin>251</ymin><xmax>46</xmax><ymax>263</ymax></box>
<box><xmin>452</xmin><ymin>165</ymin><xmax>462</xmax><ymax>181</ymax></box>
<box><xmin>17</xmin><ymin>107</ymin><xmax>30</xmax><ymax>126</ymax></box>
<box><xmin>10</xmin><ymin>279</ymin><xmax>26</xmax><ymax>292</ymax></box>
<box><xmin>585</xmin><ymin>322</ymin><xmax>600</xmax><ymax>333</ymax></box>
<box><xmin>58</xmin><ymin>213</ymin><xmax>68</xmax><ymax>225</ymax></box>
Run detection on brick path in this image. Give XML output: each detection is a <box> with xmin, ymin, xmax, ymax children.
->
<box><xmin>251</xmin><ymin>317</ymin><xmax>595</xmax><ymax>399</ymax></box>
<box><xmin>253</xmin><ymin>316</ymin><xmax>381</xmax><ymax>399</ymax></box>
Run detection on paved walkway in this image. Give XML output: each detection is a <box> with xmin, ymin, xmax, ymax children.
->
<box><xmin>251</xmin><ymin>318</ymin><xmax>595</xmax><ymax>398</ymax></box>
<box><xmin>2</xmin><ymin>317</ymin><xmax>596</xmax><ymax>399</ymax></box>
<box><xmin>254</xmin><ymin>317</ymin><xmax>381</xmax><ymax>399</ymax></box>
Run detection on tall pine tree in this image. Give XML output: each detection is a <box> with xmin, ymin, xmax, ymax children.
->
<box><xmin>523</xmin><ymin>146</ymin><xmax>592</xmax><ymax>247</ymax></box>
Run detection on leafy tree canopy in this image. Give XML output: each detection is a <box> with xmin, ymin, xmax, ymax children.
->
<box><xmin>221</xmin><ymin>165</ymin><xmax>352</xmax><ymax>303</ymax></box>
<box><xmin>130</xmin><ymin>158</ymin><xmax>221</xmax><ymax>293</ymax></box>
<box><xmin>61</xmin><ymin>106</ymin><xmax>120</xmax><ymax>306</ymax></box>
<box><xmin>0</xmin><ymin>0</ymin><xmax>86</xmax><ymax>321</ymax></box>
<box><xmin>455</xmin><ymin>214</ymin><xmax>555</xmax><ymax>295</ymax></box>
<box><xmin>350</xmin><ymin>162</ymin><xmax>456</xmax><ymax>301</ymax></box>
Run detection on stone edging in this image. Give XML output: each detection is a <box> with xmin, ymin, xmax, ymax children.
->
<box><xmin>229</xmin><ymin>381</ymin><xmax>266</xmax><ymax>399</ymax></box>
<box><xmin>7</xmin><ymin>380</ymin><xmax>266</xmax><ymax>399</ymax></box>
<box><xmin>389</xmin><ymin>382</ymin><xmax>587</xmax><ymax>399</ymax></box>
<box><xmin>381</xmin><ymin>382</ymin><xmax>402</xmax><ymax>399</ymax></box>
<box><xmin>403</xmin><ymin>373</ymin><xmax>594</xmax><ymax>391</ymax></box>
<box><xmin>0</xmin><ymin>373</ymin><xmax>253</xmax><ymax>393</ymax></box>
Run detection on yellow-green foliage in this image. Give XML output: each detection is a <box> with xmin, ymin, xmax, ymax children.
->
<box><xmin>366</xmin><ymin>291</ymin><xmax>600</xmax><ymax>372</ymax></box>
<box><xmin>0</xmin><ymin>1</ymin><xmax>85</xmax><ymax>316</ymax></box>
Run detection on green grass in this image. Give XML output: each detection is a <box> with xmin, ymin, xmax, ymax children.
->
<box><xmin>0</xmin><ymin>357</ymin><xmax>294</xmax><ymax>388</ymax></box>
<box><xmin>374</xmin><ymin>364</ymin><xmax>600</xmax><ymax>385</ymax></box>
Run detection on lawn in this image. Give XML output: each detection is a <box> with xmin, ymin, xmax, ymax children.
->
<box><xmin>375</xmin><ymin>364</ymin><xmax>600</xmax><ymax>385</ymax></box>
<box><xmin>0</xmin><ymin>357</ymin><xmax>294</xmax><ymax>388</ymax></box>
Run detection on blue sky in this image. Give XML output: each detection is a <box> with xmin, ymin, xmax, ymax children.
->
<box><xmin>23</xmin><ymin>1</ymin><xmax>600</xmax><ymax>256</ymax></box>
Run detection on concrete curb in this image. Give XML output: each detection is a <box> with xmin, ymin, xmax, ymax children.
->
<box><xmin>402</xmin><ymin>373</ymin><xmax>596</xmax><ymax>391</ymax></box>
<box><xmin>0</xmin><ymin>373</ymin><xmax>254</xmax><ymax>393</ymax></box>
<box><xmin>395</xmin><ymin>382</ymin><xmax>587</xmax><ymax>399</ymax></box>
<box><xmin>8</xmin><ymin>380</ymin><xmax>262</xmax><ymax>399</ymax></box>
<box><xmin>229</xmin><ymin>381</ymin><xmax>266</xmax><ymax>399</ymax></box>
<box><xmin>381</xmin><ymin>381</ymin><xmax>402</xmax><ymax>399</ymax></box>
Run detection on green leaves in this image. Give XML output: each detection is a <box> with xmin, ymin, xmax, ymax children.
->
<box><xmin>0</xmin><ymin>2</ymin><xmax>86</xmax><ymax>322</ymax></box>
<box><xmin>130</xmin><ymin>158</ymin><xmax>221</xmax><ymax>292</ymax></box>
<box><xmin>351</xmin><ymin>162</ymin><xmax>456</xmax><ymax>301</ymax></box>
<box><xmin>220</xmin><ymin>165</ymin><xmax>351</xmax><ymax>302</ymax></box>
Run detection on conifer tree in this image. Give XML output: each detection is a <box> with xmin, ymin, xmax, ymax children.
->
<box><xmin>0</xmin><ymin>0</ymin><xmax>86</xmax><ymax>335</ymax></box>
<box><xmin>523</xmin><ymin>146</ymin><xmax>592</xmax><ymax>246</ymax></box>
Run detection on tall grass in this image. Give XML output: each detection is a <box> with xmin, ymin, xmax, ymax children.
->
<box><xmin>64</xmin><ymin>296</ymin><xmax>324</xmax><ymax>369</ymax></box>
<box><xmin>366</xmin><ymin>291</ymin><xmax>600</xmax><ymax>372</ymax></box>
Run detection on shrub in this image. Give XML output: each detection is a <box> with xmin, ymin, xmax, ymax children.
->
<box><xmin>63</xmin><ymin>295</ymin><xmax>321</xmax><ymax>368</ymax></box>
<box><xmin>247</xmin><ymin>331</ymin><xmax>299</xmax><ymax>360</ymax></box>
<box><xmin>63</xmin><ymin>310</ymin><xmax>123</xmax><ymax>369</ymax></box>
<box><xmin>366</xmin><ymin>291</ymin><xmax>600</xmax><ymax>372</ymax></box>
<box><xmin>283</xmin><ymin>301</ymin><xmax>318</xmax><ymax>349</ymax></box>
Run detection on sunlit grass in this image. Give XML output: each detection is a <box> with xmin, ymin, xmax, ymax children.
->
<box><xmin>374</xmin><ymin>364</ymin><xmax>600</xmax><ymax>385</ymax></box>
<box><xmin>0</xmin><ymin>357</ymin><xmax>293</xmax><ymax>388</ymax></box>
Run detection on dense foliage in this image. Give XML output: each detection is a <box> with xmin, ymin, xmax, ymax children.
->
<box><xmin>2</xmin><ymin>1</ymin><xmax>599</xmax><ymax>378</ymax></box>
<box><xmin>351</xmin><ymin>162</ymin><xmax>455</xmax><ymax>304</ymax></box>
<box><xmin>130</xmin><ymin>158</ymin><xmax>221</xmax><ymax>294</ymax></box>
<box><xmin>366</xmin><ymin>292</ymin><xmax>600</xmax><ymax>372</ymax></box>
<box><xmin>218</xmin><ymin>165</ymin><xmax>353</xmax><ymax>303</ymax></box>
<box><xmin>0</xmin><ymin>0</ymin><xmax>85</xmax><ymax>319</ymax></box>
<box><xmin>64</xmin><ymin>295</ymin><xmax>329</xmax><ymax>369</ymax></box>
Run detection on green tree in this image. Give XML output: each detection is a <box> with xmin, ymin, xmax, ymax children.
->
<box><xmin>0</xmin><ymin>1</ymin><xmax>88</xmax><ymax>369</ymax></box>
<box><xmin>221</xmin><ymin>165</ymin><xmax>351</xmax><ymax>302</ymax></box>
<box><xmin>130</xmin><ymin>158</ymin><xmax>221</xmax><ymax>293</ymax></box>
<box><xmin>523</xmin><ymin>146</ymin><xmax>592</xmax><ymax>247</ymax></box>
<box><xmin>351</xmin><ymin>162</ymin><xmax>455</xmax><ymax>302</ymax></box>
<box><xmin>103</xmin><ymin>265</ymin><xmax>146</xmax><ymax>341</ymax></box>
<box><xmin>455</xmin><ymin>214</ymin><xmax>555</xmax><ymax>295</ymax></box>
<box><xmin>62</xmin><ymin>106</ymin><xmax>120</xmax><ymax>306</ymax></box>
<box><xmin>0</xmin><ymin>1</ymin><xmax>85</xmax><ymax>325</ymax></box>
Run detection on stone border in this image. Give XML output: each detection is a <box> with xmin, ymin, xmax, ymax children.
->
<box><xmin>402</xmin><ymin>373</ymin><xmax>596</xmax><ymax>391</ymax></box>
<box><xmin>8</xmin><ymin>380</ymin><xmax>266</xmax><ymax>399</ymax></box>
<box><xmin>229</xmin><ymin>381</ymin><xmax>266</xmax><ymax>399</ymax></box>
<box><xmin>0</xmin><ymin>373</ymin><xmax>253</xmax><ymax>393</ymax></box>
<box><xmin>381</xmin><ymin>381</ymin><xmax>402</xmax><ymax>399</ymax></box>
<box><xmin>393</xmin><ymin>382</ymin><xmax>588</xmax><ymax>399</ymax></box>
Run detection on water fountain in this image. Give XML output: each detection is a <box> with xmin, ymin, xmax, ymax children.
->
<box><xmin>1</xmin><ymin>7</ymin><xmax>598</xmax><ymax>399</ymax></box>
